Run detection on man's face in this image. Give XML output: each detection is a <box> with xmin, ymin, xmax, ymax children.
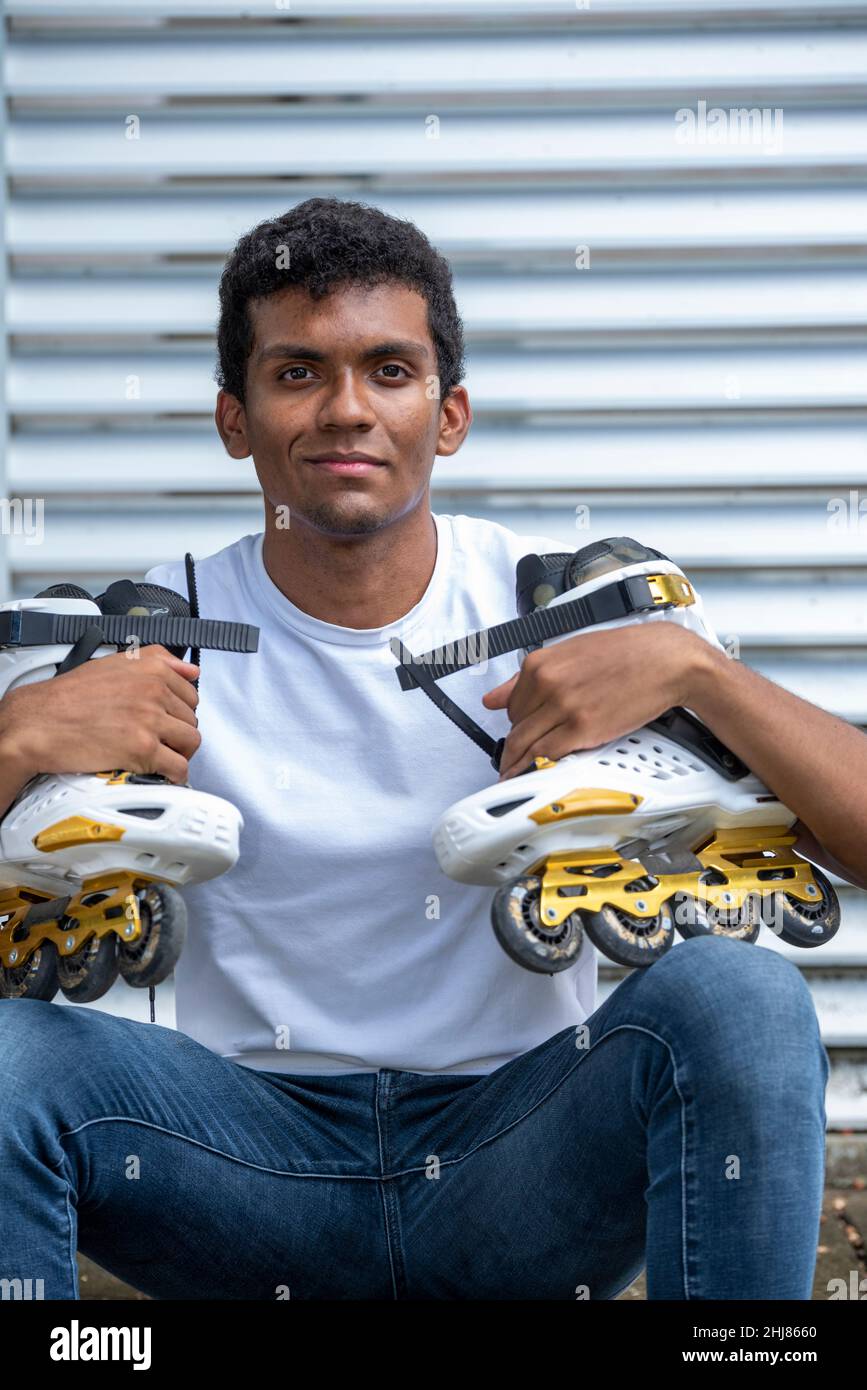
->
<box><xmin>216</xmin><ymin>281</ymin><xmax>470</xmax><ymax>538</ymax></box>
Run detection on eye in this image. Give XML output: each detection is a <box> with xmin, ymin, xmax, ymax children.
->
<box><xmin>280</xmin><ymin>365</ymin><xmax>313</xmax><ymax>381</ymax></box>
<box><xmin>378</xmin><ymin>363</ymin><xmax>409</xmax><ymax>379</ymax></box>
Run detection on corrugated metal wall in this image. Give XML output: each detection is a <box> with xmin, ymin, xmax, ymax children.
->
<box><xmin>3</xmin><ymin>0</ymin><xmax>866</xmax><ymax>1124</ymax></box>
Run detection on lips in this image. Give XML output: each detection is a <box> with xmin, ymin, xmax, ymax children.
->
<box><xmin>305</xmin><ymin>453</ymin><xmax>386</xmax><ymax>474</ymax></box>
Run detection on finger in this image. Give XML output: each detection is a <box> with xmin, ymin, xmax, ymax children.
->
<box><xmin>143</xmin><ymin>645</ymin><xmax>201</xmax><ymax>678</ymax></box>
<box><xmin>148</xmin><ymin>742</ymin><xmax>190</xmax><ymax>785</ymax></box>
<box><xmin>161</xmin><ymin>687</ymin><xmax>199</xmax><ymax>727</ymax></box>
<box><xmin>481</xmin><ymin>673</ymin><xmax>518</xmax><ymax>708</ymax></box>
<box><xmin>118</xmin><ymin>646</ymin><xmax>200</xmax><ymax>691</ymax></box>
<box><xmin>503</xmin><ymin>675</ymin><xmax>548</xmax><ymax>728</ymax></box>
<box><xmin>499</xmin><ymin>719</ymin><xmax>581</xmax><ymax>780</ymax></box>
<box><xmin>160</xmin><ymin>667</ymin><xmax>200</xmax><ymax>712</ymax></box>
<box><xmin>159</xmin><ymin>712</ymin><xmax>202</xmax><ymax>760</ymax></box>
<box><xmin>498</xmin><ymin>704</ymin><xmax>566</xmax><ymax>778</ymax></box>
<box><xmin>134</xmin><ymin>725</ymin><xmax>190</xmax><ymax>783</ymax></box>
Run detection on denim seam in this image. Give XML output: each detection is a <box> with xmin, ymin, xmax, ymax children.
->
<box><xmin>383</xmin><ymin>1025</ymin><xmax>679</xmax><ymax>1168</ymax></box>
<box><xmin>65</xmin><ymin>1182</ymin><xmax>79</xmax><ymax>1298</ymax></box>
<box><xmin>378</xmin><ymin>1024</ymin><xmax>691</xmax><ymax>1296</ymax></box>
<box><xmin>374</xmin><ymin>1072</ymin><xmax>400</xmax><ymax>1298</ymax></box>
<box><xmin>374</xmin><ymin>1072</ymin><xmax>407</xmax><ymax>1299</ymax></box>
<box><xmin>58</xmin><ymin>1115</ymin><xmax>384</xmax><ymax>1181</ymax></box>
<box><xmin>56</xmin><ymin>1024</ymin><xmax>683</xmax><ymax>1184</ymax></box>
<box><xmin>54</xmin><ymin>1025</ymin><xmax>681</xmax><ymax>1181</ymax></box>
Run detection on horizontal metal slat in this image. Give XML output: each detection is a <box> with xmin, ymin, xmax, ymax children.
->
<box><xmin>8</xmin><ymin>267</ymin><xmax>867</xmax><ymax>337</ymax></box>
<box><xmin>7</xmin><ymin>497</ymin><xmax>867</xmax><ymax>570</ymax></box>
<box><xmin>7</xmin><ymin>0</ymin><xmax>867</xmax><ymax>21</ymax></box>
<box><xmin>8</xmin><ymin>503</ymin><xmax>867</xmax><ymax>567</ymax></box>
<box><xmin>10</xmin><ymin>422</ymin><xmax>867</xmax><ymax>493</ymax></box>
<box><xmin>8</xmin><ymin>109</ymin><xmax>866</xmax><ymax>180</ymax></box>
<box><xmin>9</xmin><ymin>346</ymin><xmax>865</xmax><ymax>413</ymax></box>
<box><xmin>9</xmin><ymin>187</ymin><xmax>867</xmax><ymax>261</ymax></box>
<box><xmin>7</xmin><ymin>29</ymin><xmax>867</xmax><ymax>102</ymax></box>
<box><xmin>380</xmin><ymin>341</ymin><xmax>867</xmax><ymax>409</ymax></box>
<box><xmin>427</xmin><ymin>501</ymin><xmax>867</xmax><ymax>569</ymax></box>
<box><xmin>8</xmin><ymin>500</ymin><xmax>867</xmax><ymax>567</ymax></box>
<box><xmin>699</xmin><ymin>579</ymin><xmax>867</xmax><ymax>647</ymax></box>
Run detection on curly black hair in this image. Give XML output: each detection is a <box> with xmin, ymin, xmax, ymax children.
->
<box><xmin>215</xmin><ymin>197</ymin><xmax>466</xmax><ymax>406</ymax></box>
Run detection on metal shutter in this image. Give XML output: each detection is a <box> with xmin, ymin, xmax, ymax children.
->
<box><xmin>3</xmin><ymin>0</ymin><xmax>866</xmax><ymax>1125</ymax></box>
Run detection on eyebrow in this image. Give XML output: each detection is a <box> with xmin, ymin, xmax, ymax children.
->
<box><xmin>255</xmin><ymin>339</ymin><xmax>431</xmax><ymax>366</ymax></box>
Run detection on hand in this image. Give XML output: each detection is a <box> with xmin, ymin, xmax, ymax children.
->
<box><xmin>482</xmin><ymin>624</ymin><xmax>708</xmax><ymax>780</ymax></box>
<box><xmin>1</xmin><ymin>644</ymin><xmax>202</xmax><ymax>786</ymax></box>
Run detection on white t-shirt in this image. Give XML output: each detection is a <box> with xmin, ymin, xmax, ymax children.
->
<box><xmin>144</xmin><ymin>511</ymin><xmax>597</xmax><ymax>1075</ymax></box>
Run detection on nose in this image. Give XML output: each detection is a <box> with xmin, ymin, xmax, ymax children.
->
<box><xmin>316</xmin><ymin>369</ymin><xmax>377</xmax><ymax>432</ymax></box>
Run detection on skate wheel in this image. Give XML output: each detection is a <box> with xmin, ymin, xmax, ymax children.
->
<box><xmin>57</xmin><ymin>933</ymin><xmax>119</xmax><ymax>1003</ymax></box>
<box><xmin>669</xmin><ymin>891</ymin><xmax>714</xmax><ymax>941</ymax></box>
<box><xmin>762</xmin><ymin>867</ymin><xmax>841</xmax><ymax>948</ymax></box>
<box><xmin>491</xmin><ymin>876</ymin><xmax>583</xmax><ymax>974</ymax></box>
<box><xmin>0</xmin><ymin>939</ymin><xmax>60</xmax><ymax>1002</ymax></box>
<box><xmin>117</xmin><ymin>884</ymin><xmax>187</xmax><ymax>987</ymax></box>
<box><xmin>582</xmin><ymin>900</ymin><xmax>675</xmax><ymax>969</ymax></box>
<box><xmin>702</xmin><ymin>893</ymin><xmax>762</xmax><ymax>944</ymax></box>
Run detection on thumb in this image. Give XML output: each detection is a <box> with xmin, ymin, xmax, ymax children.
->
<box><xmin>482</xmin><ymin>673</ymin><xmax>518</xmax><ymax>708</ymax></box>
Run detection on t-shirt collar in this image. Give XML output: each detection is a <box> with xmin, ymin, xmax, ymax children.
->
<box><xmin>245</xmin><ymin>511</ymin><xmax>453</xmax><ymax>647</ymax></box>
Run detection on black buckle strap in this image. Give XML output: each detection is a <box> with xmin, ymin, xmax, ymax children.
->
<box><xmin>54</xmin><ymin>625</ymin><xmax>110</xmax><ymax>675</ymax></box>
<box><xmin>391</xmin><ymin>637</ymin><xmax>505</xmax><ymax>769</ymax></box>
<box><xmin>393</xmin><ymin>573</ymin><xmax>663</xmax><ymax>691</ymax></box>
<box><xmin>390</xmin><ymin>572</ymin><xmax>672</xmax><ymax>773</ymax></box>
<box><xmin>392</xmin><ymin>568</ymin><xmax>747</xmax><ymax>781</ymax></box>
<box><xmin>0</xmin><ymin>609</ymin><xmax>259</xmax><ymax>654</ymax></box>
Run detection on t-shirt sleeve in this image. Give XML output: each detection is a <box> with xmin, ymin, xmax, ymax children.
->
<box><xmin>143</xmin><ymin>561</ymin><xmax>183</xmax><ymax>591</ymax></box>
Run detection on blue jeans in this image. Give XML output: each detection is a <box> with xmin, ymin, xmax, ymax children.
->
<box><xmin>0</xmin><ymin>934</ymin><xmax>829</xmax><ymax>1300</ymax></box>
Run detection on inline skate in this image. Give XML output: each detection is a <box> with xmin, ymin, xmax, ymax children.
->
<box><xmin>0</xmin><ymin>567</ymin><xmax>259</xmax><ymax>1003</ymax></box>
<box><xmin>392</xmin><ymin>536</ymin><xmax>840</xmax><ymax>974</ymax></box>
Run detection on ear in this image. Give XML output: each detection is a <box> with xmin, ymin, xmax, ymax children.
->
<box><xmin>215</xmin><ymin>389</ymin><xmax>252</xmax><ymax>460</ymax></box>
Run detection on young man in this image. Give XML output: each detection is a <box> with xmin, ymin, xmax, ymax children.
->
<box><xmin>1</xmin><ymin>198</ymin><xmax>866</xmax><ymax>1301</ymax></box>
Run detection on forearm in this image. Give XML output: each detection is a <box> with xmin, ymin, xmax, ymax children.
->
<box><xmin>0</xmin><ymin>693</ymin><xmax>40</xmax><ymax>819</ymax></box>
<box><xmin>685</xmin><ymin>638</ymin><xmax>867</xmax><ymax>881</ymax></box>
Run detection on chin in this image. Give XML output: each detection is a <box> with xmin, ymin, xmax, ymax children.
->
<box><xmin>304</xmin><ymin>502</ymin><xmax>388</xmax><ymax>537</ymax></box>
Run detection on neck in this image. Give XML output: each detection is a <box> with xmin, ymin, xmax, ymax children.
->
<box><xmin>260</xmin><ymin>501</ymin><xmax>438</xmax><ymax>629</ymax></box>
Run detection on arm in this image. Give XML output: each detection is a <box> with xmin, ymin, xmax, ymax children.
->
<box><xmin>485</xmin><ymin>622</ymin><xmax>867</xmax><ymax>892</ymax></box>
<box><xmin>0</xmin><ymin>696</ymin><xmax>40</xmax><ymax>819</ymax></box>
<box><xmin>685</xmin><ymin>638</ymin><xmax>867</xmax><ymax>892</ymax></box>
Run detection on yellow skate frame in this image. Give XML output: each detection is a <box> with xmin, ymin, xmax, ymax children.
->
<box><xmin>534</xmin><ymin>826</ymin><xmax>826</xmax><ymax>929</ymax></box>
<box><xmin>0</xmin><ymin>872</ymin><xmax>154</xmax><ymax>971</ymax></box>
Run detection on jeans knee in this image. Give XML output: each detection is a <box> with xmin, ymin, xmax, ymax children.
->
<box><xmin>0</xmin><ymin>999</ymin><xmax>84</xmax><ymax>1095</ymax></box>
<box><xmin>635</xmin><ymin>935</ymin><xmax>826</xmax><ymax>1079</ymax></box>
<box><xmin>660</xmin><ymin>932</ymin><xmax>813</xmax><ymax>1007</ymax></box>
